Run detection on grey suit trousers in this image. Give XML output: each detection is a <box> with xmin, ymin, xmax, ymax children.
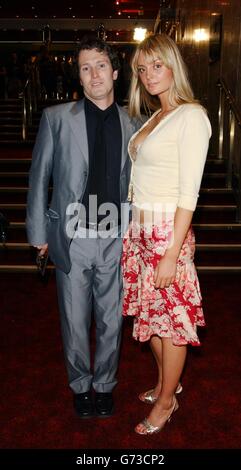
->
<box><xmin>55</xmin><ymin>227</ymin><xmax>123</xmax><ymax>394</ymax></box>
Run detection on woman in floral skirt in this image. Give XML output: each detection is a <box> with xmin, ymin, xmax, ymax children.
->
<box><xmin>122</xmin><ymin>33</ymin><xmax>211</xmax><ymax>435</ymax></box>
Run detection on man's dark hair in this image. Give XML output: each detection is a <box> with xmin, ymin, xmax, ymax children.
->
<box><xmin>77</xmin><ymin>36</ymin><xmax>120</xmax><ymax>72</ymax></box>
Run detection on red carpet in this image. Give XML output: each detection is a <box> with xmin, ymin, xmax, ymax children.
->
<box><xmin>0</xmin><ymin>272</ymin><xmax>241</xmax><ymax>449</ymax></box>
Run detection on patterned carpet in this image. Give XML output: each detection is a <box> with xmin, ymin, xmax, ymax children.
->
<box><xmin>0</xmin><ymin>272</ymin><xmax>241</xmax><ymax>450</ymax></box>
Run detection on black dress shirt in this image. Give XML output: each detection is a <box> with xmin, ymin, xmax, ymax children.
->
<box><xmin>82</xmin><ymin>98</ymin><xmax>122</xmax><ymax>225</ymax></box>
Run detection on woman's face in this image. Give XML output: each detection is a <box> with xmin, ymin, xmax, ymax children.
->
<box><xmin>137</xmin><ymin>50</ymin><xmax>173</xmax><ymax>98</ymax></box>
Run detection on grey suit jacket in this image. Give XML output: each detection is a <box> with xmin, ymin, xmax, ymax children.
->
<box><xmin>26</xmin><ymin>98</ymin><xmax>143</xmax><ymax>273</ymax></box>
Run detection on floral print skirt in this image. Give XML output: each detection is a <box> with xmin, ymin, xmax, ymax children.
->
<box><xmin>121</xmin><ymin>220</ymin><xmax>205</xmax><ymax>346</ymax></box>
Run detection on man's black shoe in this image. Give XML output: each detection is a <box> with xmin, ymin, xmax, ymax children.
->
<box><xmin>95</xmin><ymin>392</ymin><xmax>114</xmax><ymax>417</ymax></box>
<box><xmin>73</xmin><ymin>391</ymin><xmax>95</xmax><ymax>418</ymax></box>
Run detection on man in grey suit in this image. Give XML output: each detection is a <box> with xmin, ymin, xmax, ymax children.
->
<box><xmin>26</xmin><ymin>37</ymin><xmax>142</xmax><ymax>418</ymax></box>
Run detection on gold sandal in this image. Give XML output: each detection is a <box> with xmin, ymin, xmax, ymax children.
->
<box><xmin>135</xmin><ymin>397</ymin><xmax>179</xmax><ymax>435</ymax></box>
<box><xmin>139</xmin><ymin>382</ymin><xmax>183</xmax><ymax>404</ymax></box>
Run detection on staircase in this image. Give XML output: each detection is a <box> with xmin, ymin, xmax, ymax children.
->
<box><xmin>0</xmin><ymin>99</ymin><xmax>24</xmax><ymax>144</ymax></box>
<box><xmin>0</xmin><ymin>98</ymin><xmax>71</xmax><ymax>145</ymax></box>
<box><xmin>0</xmin><ymin>101</ymin><xmax>241</xmax><ymax>273</ymax></box>
<box><xmin>192</xmin><ymin>158</ymin><xmax>241</xmax><ymax>271</ymax></box>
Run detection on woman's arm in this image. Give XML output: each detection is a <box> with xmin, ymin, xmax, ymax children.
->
<box><xmin>154</xmin><ymin>207</ymin><xmax>193</xmax><ymax>288</ymax></box>
<box><xmin>154</xmin><ymin>106</ymin><xmax>211</xmax><ymax>289</ymax></box>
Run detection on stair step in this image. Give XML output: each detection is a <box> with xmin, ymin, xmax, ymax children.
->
<box><xmin>196</xmin><ymin>266</ymin><xmax>241</xmax><ymax>273</ymax></box>
<box><xmin>0</xmin><ymin>102</ymin><xmax>22</xmax><ymax>106</ymax></box>
<box><xmin>199</xmin><ymin>188</ymin><xmax>235</xmax><ymax>204</ymax></box>
<box><xmin>0</xmin><ymin>147</ymin><xmax>32</xmax><ymax>157</ymax></box>
<box><xmin>0</xmin><ymin>242</ymin><xmax>30</xmax><ymax>249</ymax></box>
<box><xmin>2</xmin><ymin>242</ymin><xmax>241</xmax><ymax>251</ymax></box>
<box><xmin>1</xmin><ymin>204</ymin><xmax>237</xmax><ymax>224</ymax></box>
<box><xmin>0</xmin><ymin>107</ymin><xmax>22</xmax><ymax>113</ymax></box>
<box><xmin>195</xmin><ymin>228</ymin><xmax>241</xmax><ymax>243</ymax></box>
<box><xmin>2</xmin><ymin>203</ymin><xmax>237</xmax><ymax>209</ymax></box>
<box><xmin>196</xmin><ymin>244</ymin><xmax>241</xmax><ymax>250</ymax></box>
<box><xmin>4</xmin><ymin>226</ymin><xmax>28</xmax><ymax>242</ymax></box>
<box><xmin>206</xmin><ymin>158</ymin><xmax>225</xmax><ymax>163</ymax></box>
<box><xmin>0</xmin><ymin>247</ymin><xmax>40</xmax><ymax>264</ymax></box>
<box><xmin>1</xmin><ymin>242</ymin><xmax>240</xmax><ymax>268</ymax></box>
<box><xmin>0</xmin><ymin>187</ymin><xmax>235</xmax><ymax>195</ymax></box>
<box><xmin>0</xmin><ymin>173</ymin><xmax>29</xmax><ymax>186</ymax></box>
<box><xmin>0</xmin><ymin>99</ymin><xmax>21</xmax><ymax>103</ymax></box>
<box><xmin>0</xmin><ymin>172</ymin><xmax>28</xmax><ymax>177</ymax></box>
<box><xmin>201</xmin><ymin>188</ymin><xmax>232</xmax><ymax>192</ymax></box>
<box><xmin>0</xmin><ymin>100</ymin><xmax>22</xmax><ymax>104</ymax></box>
<box><xmin>194</xmin><ymin>223</ymin><xmax>241</xmax><ymax>243</ymax></box>
<box><xmin>0</xmin><ymin>265</ymin><xmax>55</xmax><ymax>273</ymax></box>
<box><xmin>0</xmin><ymin>186</ymin><xmax>29</xmax><ymax>192</ymax></box>
<box><xmin>0</xmin><ymin>111</ymin><xmax>22</xmax><ymax>116</ymax></box>
<box><xmin>0</xmin><ymin>187</ymin><xmax>36</xmax><ymax>203</ymax></box>
<box><xmin>205</xmin><ymin>161</ymin><xmax>227</xmax><ymax>173</ymax></box>
<box><xmin>4</xmin><ymin>217</ymin><xmax>241</xmax><ymax>244</ymax></box>
<box><xmin>0</xmin><ymin>188</ymin><xmax>234</xmax><ymax>204</ymax></box>
<box><xmin>0</xmin><ymin>118</ymin><xmax>22</xmax><ymax>125</ymax></box>
<box><xmin>0</xmin><ymin>129</ymin><xmax>23</xmax><ymax>135</ymax></box>
<box><xmin>0</xmin><ymin>173</ymin><xmax>53</xmax><ymax>186</ymax></box>
<box><xmin>193</xmin><ymin>223</ymin><xmax>241</xmax><ymax>229</ymax></box>
<box><xmin>0</xmin><ymin>191</ymin><xmax>28</xmax><ymax>203</ymax></box>
<box><xmin>204</xmin><ymin>173</ymin><xmax>226</xmax><ymax>177</ymax></box>
<box><xmin>202</xmin><ymin>174</ymin><xmax>226</xmax><ymax>188</ymax></box>
<box><xmin>0</xmin><ymin>205</ymin><xmax>27</xmax><ymax>221</ymax></box>
<box><xmin>6</xmin><ymin>219</ymin><xmax>241</xmax><ymax>235</ymax></box>
<box><xmin>0</xmin><ymin>159</ymin><xmax>31</xmax><ymax>172</ymax></box>
<box><xmin>195</xmin><ymin>250</ymin><xmax>241</xmax><ymax>266</ymax></box>
<box><xmin>193</xmin><ymin>205</ymin><xmax>237</xmax><ymax>223</ymax></box>
<box><xmin>0</xmin><ymin>124</ymin><xmax>23</xmax><ymax>129</ymax></box>
<box><xmin>0</xmin><ymin>135</ymin><xmax>22</xmax><ymax>141</ymax></box>
<box><xmin>0</xmin><ymin>140</ymin><xmax>34</xmax><ymax>144</ymax></box>
<box><xmin>0</xmin><ymin>264</ymin><xmax>240</xmax><ymax>273</ymax></box>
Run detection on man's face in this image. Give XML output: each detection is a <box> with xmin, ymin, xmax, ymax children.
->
<box><xmin>78</xmin><ymin>48</ymin><xmax>118</xmax><ymax>103</ymax></box>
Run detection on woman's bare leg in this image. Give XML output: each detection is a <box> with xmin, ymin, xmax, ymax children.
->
<box><xmin>136</xmin><ymin>338</ymin><xmax>187</xmax><ymax>432</ymax></box>
<box><xmin>140</xmin><ymin>336</ymin><xmax>163</xmax><ymax>399</ymax></box>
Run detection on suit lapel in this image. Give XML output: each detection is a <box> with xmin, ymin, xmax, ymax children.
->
<box><xmin>69</xmin><ymin>101</ymin><xmax>132</xmax><ymax>171</ymax></box>
<box><xmin>117</xmin><ymin>105</ymin><xmax>133</xmax><ymax>172</ymax></box>
<box><xmin>69</xmin><ymin>99</ymin><xmax>89</xmax><ymax>166</ymax></box>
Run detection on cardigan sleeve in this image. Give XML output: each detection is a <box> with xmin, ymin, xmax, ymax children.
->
<box><xmin>177</xmin><ymin>106</ymin><xmax>212</xmax><ymax>211</ymax></box>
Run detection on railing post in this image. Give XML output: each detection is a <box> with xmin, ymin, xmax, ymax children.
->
<box><xmin>218</xmin><ymin>78</ymin><xmax>241</xmax><ymax>223</ymax></box>
<box><xmin>218</xmin><ymin>83</ymin><xmax>224</xmax><ymax>159</ymax></box>
<box><xmin>22</xmin><ymin>78</ymin><xmax>34</xmax><ymax>141</ymax></box>
<box><xmin>28</xmin><ymin>84</ymin><xmax>32</xmax><ymax>127</ymax></box>
<box><xmin>22</xmin><ymin>92</ymin><xmax>27</xmax><ymax>141</ymax></box>
<box><xmin>236</xmin><ymin>152</ymin><xmax>241</xmax><ymax>222</ymax></box>
<box><xmin>227</xmin><ymin>109</ymin><xmax>234</xmax><ymax>189</ymax></box>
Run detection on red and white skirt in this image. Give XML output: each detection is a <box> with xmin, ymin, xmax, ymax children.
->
<box><xmin>121</xmin><ymin>220</ymin><xmax>205</xmax><ymax>346</ymax></box>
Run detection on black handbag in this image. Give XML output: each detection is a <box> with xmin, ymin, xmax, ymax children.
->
<box><xmin>36</xmin><ymin>250</ymin><xmax>50</xmax><ymax>284</ymax></box>
<box><xmin>0</xmin><ymin>212</ymin><xmax>9</xmax><ymax>245</ymax></box>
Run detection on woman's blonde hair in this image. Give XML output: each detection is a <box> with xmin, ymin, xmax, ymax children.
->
<box><xmin>128</xmin><ymin>33</ymin><xmax>198</xmax><ymax>119</ymax></box>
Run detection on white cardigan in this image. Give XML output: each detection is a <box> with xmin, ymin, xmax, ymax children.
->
<box><xmin>128</xmin><ymin>103</ymin><xmax>212</xmax><ymax>212</ymax></box>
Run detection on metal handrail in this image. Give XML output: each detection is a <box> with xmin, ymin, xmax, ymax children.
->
<box><xmin>22</xmin><ymin>78</ymin><xmax>29</xmax><ymax>141</ymax></box>
<box><xmin>217</xmin><ymin>78</ymin><xmax>241</xmax><ymax>222</ymax></box>
<box><xmin>22</xmin><ymin>72</ymin><xmax>38</xmax><ymax>141</ymax></box>
<box><xmin>217</xmin><ymin>79</ymin><xmax>241</xmax><ymax>127</ymax></box>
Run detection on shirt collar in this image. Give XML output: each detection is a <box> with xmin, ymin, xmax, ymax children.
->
<box><xmin>85</xmin><ymin>97</ymin><xmax>117</xmax><ymax>119</ymax></box>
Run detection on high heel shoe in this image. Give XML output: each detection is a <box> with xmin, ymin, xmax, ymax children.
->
<box><xmin>139</xmin><ymin>382</ymin><xmax>183</xmax><ymax>404</ymax></box>
<box><xmin>135</xmin><ymin>396</ymin><xmax>179</xmax><ymax>435</ymax></box>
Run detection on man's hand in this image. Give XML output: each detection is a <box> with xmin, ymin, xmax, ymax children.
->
<box><xmin>34</xmin><ymin>244</ymin><xmax>48</xmax><ymax>256</ymax></box>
